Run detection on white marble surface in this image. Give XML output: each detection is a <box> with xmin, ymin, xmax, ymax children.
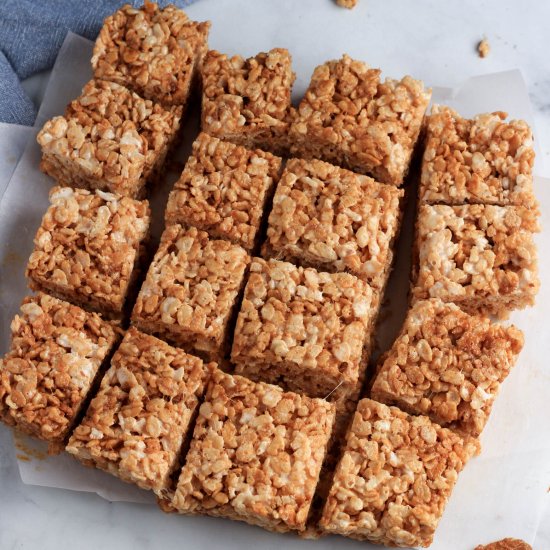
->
<box><xmin>1</xmin><ymin>0</ymin><xmax>550</xmax><ymax>549</ymax></box>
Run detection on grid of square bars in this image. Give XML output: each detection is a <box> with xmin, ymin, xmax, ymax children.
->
<box><xmin>0</xmin><ymin>2</ymin><xmax>540</xmax><ymax>549</ymax></box>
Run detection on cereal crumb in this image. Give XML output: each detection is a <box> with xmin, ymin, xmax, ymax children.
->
<box><xmin>478</xmin><ymin>39</ymin><xmax>490</xmax><ymax>58</ymax></box>
<box><xmin>336</xmin><ymin>0</ymin><xmax>357</xmax><ymax>8</ymax></box>
<box><xmin>475</xmin><ymin>538</ymin><xmax>531</xmax><ymax>550</ymax></box>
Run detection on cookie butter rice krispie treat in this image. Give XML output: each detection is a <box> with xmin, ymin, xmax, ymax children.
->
<box><xmin>66</xmin><ymin>327</ymin><xmax>212</xmax><ymax>494</ymax></box>
<box><xmin>263</xmin><ymin>158</ymin><xmax>403</xmax><ymax>291</ymax></box>
<box><xmin>290</xmin><ymin>55</ymin><xmax>431</xmax><ymax>185</ymax></box>
<box><xmin>419</xmin><ymin>106</ymin><xmax>536</xmax><ymax>207</ymax></box>
<box><xmin>412</xmin><ymin>204</ymin><xmax>539</xmax><ymax>316</ymax></box>
<box><xmin>37</xmin><ymin>79</ymin><xmax>182</xmax><ymax>198</ymax></box>
<box><xmin>231</xmin><ymin>258</ymin><xmax>377</xmax><ymax>405</ymax></box>
<box><xmin>371</xmin><ymin>299</ymin><xmax>524</xmax><ymax>436</ymax></box>
<box><xmin>201</xmin><ymin>48</ymin><xmax>296</xmax><ymax>155</ymax></box>
<box><xmin>0</xmin><ymin>294</ymin><xmax>117</xmax><ymax>443</ymax></box>
<box><xmin>92</xmin><ymin>2</ymin><xmax>210</xmax><ymax>107</ymax></box>
<box><xmin>165</xmin><ymin>132</ymin><xmax>282</xmax><ymax>251</ymax></box>
<box><xmin>132</xmin><ymin>225</ymin><xmax>249</xmax><ymax>362</ymax></box>
<box><xmin>319</xmin><ymin>399</ymin><xmax>479</xmax><ymax>547</ymax></box>
<box><xmin>26</xmin><ymin>187</ymin><xmax>151</xmax><ymax>319</ymax></box>
<box><xmin>170</xmin><ymin>369</ymin><xmax>335</xmax><ymax>533</ymax></box>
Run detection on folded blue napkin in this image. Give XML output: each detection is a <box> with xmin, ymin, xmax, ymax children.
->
<box><xmin>0</xmin><ymin>0</ymin><xmax>196</xmax><ymax>126</ymax></box>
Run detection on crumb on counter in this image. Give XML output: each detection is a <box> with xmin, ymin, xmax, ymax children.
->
<box><xmin>478</xmin><ymin>39</ymin><xmax>490</xmax><ymax>58</ymax></box>
<box><xmin>336</xmin><ymin>0</ymin><xmax>358</xmax><ymax>8</ymax></box>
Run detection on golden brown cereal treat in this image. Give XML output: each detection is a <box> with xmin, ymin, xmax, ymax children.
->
<box><xmin>92</xmin><ymin>2</ymin><xmax>210</xmax><ymax>107</ymax></box>
<box><xmin>475</xmin><ymin>538</ymin><xmax>532</xmax><ymax>550</ymax></box>
<box><xmin>231</xmin><ymin>257</ymin><xmax>377</xmax><ymax>405</ymax></box>
<box><xmin>132</xmin><ymin>225</ymin><xmax>249</xmax><ymax>362</ymax></box>
<box><xmin>37</xmin><ymin>79</ymin><xmax>182</xmax><ymax>198</ymax></box>
<box><xmin>201</xmin><ymin>48</ymin><xmax>296</xmax><ymax>155</ymax></box>
<box><xmin>290</xmin><ymin>55</ymin><xmax>431</xmax><ymax>185</ymax></box>
<box><xmin>26</xmin><ymin>187</ymin><xmax>151</xmax><ymax>319</ymax></box>
<box><xmin>412</xmin><ymin>204</ymin><xmax>539</xmax><ymax>316</ymax></box>
<box><xmin>165</xmin><ymin>133</ymin><xmax>282</xmax><ymax>251</ymax></box>
<box><xmin>263</xmin><ymin>158</ymin><xmax>403</xmax><ymax>291</ymax></box>
<box><xmin>170</xmin><ymin>369</ymin><xmax>335</xmax><ymax>533</ymax></box>
<box><xmin>420</xmin><ymin>106</ymin><xmax>536</xmax><ymax>207</ymax></box>
<box><xmin>66</xmin><ymin>327</ymin><xmax>212</xmax><ymax>494</ymax></box>
<box><xmin>319</xmin><ymin>399</ymin><xmax>479</xmax><ymax>547</ymax></box>
<box><xmin>0</xmin><ymin>294</ymin><xmax>117</xmax><ymax>443</ymax></box>
<box><xmin>371</xmin><ymin>299</ymin><xmax>524</xmax><ymax>436</ymax></box>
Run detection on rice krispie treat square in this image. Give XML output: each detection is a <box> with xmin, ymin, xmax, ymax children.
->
<box><xmin>26</xmin><ymin>187</ymin><xmax>151</xmax><ymax>319</ymax></box>
<box><xmin>92</xmin><ymin>2</ymin><xmax>210</xmax><ymax>107</ymax></box>
<box><xmin>319</xmin><ymin>398</ymin><xmax>479</xmax><ymax>547</ymax></box>
<box><xmin>132</xmin><ymin>225</ymin><xmax>249</xmax><ymax>362</ymax></box>
<box><xmin>0</xmin><ymin>294</ymin><xmax>117</xmax><ymax>443</ymax></box>
<box><xmin>170</xmin><ymin>369</ymin><xmax>335</xmax><ymax>533</ymax></box>
<box><xmin>290</xmin><ymin>55</ymin><xmax>431</xmax><ymax>185</ymax></box>
<box><xmin>419</xmin><ymin>106</ymin><xmax>536</xmax><ymax>207</ymax></box>
<box><xmin>412</xmin><ymin>204</ymin><xmax>539</xmax><ymax>316</ymax></box>
<box><xmin>263</xmin><ymin>158</ymin><xmax>403</xmax><ymax>291</ymax></box>
<box><xmin>371</xmin><ymin>299</ymin><xmax>524</xmax><ymax>436</ymax></box>
<box><xmin>201</xmin><ymin>48</ymin><xmax>296</xmax><ymax>155</ymax></box>
<box><xmin>37</xmin><ymin>79</ymin><xmax>182</xmax><ymax>198</ymax></box>
<box><xmin>231</xmin><ymin>258</ymin><xmax>377</xmax><ymax>405</ymax></box>
<box><xmin>165</xmin><ymin>132</ymin><xmax>282</xmax><ymax>251</ymax></box>
<box><xmin>66</xmin><ymin>327</ymin><xmax>212</xmax><ymax>494</ymax></box>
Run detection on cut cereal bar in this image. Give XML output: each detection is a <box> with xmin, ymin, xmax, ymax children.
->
<box><xmin>231</xmin><ymin>257</ymin><xmax>377</xmax><ymax>405</ymax></box>
<box><xmin>290</xmin><ymin>55</ymin><xmax>431</xmax><ymax>185</ymax></box>
<box><xmin>263</xmin><ymin>158</ymin><xmax>403</xmax><ymax>291</ymax></box>
<box><xmin>319</xmin><ymin>398</ymin><xmax>479</xmax><ymax>547</ymax></box>
<box><xmin>0</xmin><ymin>293</ymin><xmax>117</xmax><ymax>443</ymax></box>
<box><xmin>165</xmin><ymin>132</ymin><xmax>282</xmax><ymax>251</ymax></box>
<box><xmin>132</xmin><ymin>225</ymin><xmax>249</xmax><ymax>362</ymax></box>
<box><xmin>26</xmin><ymin>187</ymin><xmax>151</xmax><ymax>319</ymax></box>
<box><xmin>201</xmin><ymin>48</ymin><xmax>296</xmax><ymax>155</ymax></box>
<box><xmin>419</xmin><ymin>106</ymin><xmax>536</xmax><ymax>207</ymax></box>
<box><xmin>371</xmin><ymin>299</ymin><xmax>524</xmax><ymax>436</ymax></box>
<box><xmin>66</xmin><ymin>327</ymin><xmax>212</xmax><ymax>494</ymax></box>
<box><xmin>92</xmin><ymin>2</ymin><xmax>210</xmax><ymax>107</ymax></box>
<box><xmin>37</xmin><ymin>79</ymin><xmax>182</xmax><ymax>198</ymax></box>
<box><xmin>412</xmin><ymin>203</ymin><xmax>539</xmax><ymax>316</ymax></box>
<box><xmin>170</xmin><ymin>368</ymin><xmax>335</xmax><ymax>533</ymax></box>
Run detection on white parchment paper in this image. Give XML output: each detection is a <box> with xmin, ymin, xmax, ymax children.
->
<box><xmin>0</xmin><ymin>32</ymin><xmax>548</xmax><ymax>549</ymax></box>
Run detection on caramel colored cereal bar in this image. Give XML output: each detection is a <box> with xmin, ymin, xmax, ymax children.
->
<box><xmin>132</xmin><ymin>225</ymin><xmax>249</xmax><ymax>362</ymax></box>
<box><xmin>412</xmin><ymin>204</ymin><xmax>539</xmax><ymax>316</ymax></box>
<box><xmin>201</xmin><ymin>48</ymin><xmax>296</xmax><ymax>155</ymax></box>
<box><xmin>37</xmin><ymin>79</ymin><xmax>182</xmax><ymax>198</ymax></box>
<box><xmin>170</xmin><ymin>369</ymin><xmax>335</xmax><ymax>533</ymax></box>
<box><xmin>290</xmin><ymin>55</ymin><xmax>431</xmax><ymax>185</ymax></box>
<box><xmin>263</xmin><ymin>158</ymin><xmax>403</xmax><ymax>291</ymax></box>
<box><xmin>165</xmin><ymin>133</ymin><xmax>282</xmax><ymax>250</ymax></box>
<box><xmin>92</xmin><ymin>3</ymin><xmax>210</xmax><ymax>107</ymax></box>
<box><xmin>26</xmin><ymin>187</ymin><xmax>150</xmax><ymax>319</ymax></box>
<box><xmin>231</xmin><ymin>258</ymin><xmax>377</xmax><ymax>404</ymax></box>
<box><xmin>319</xmin><ymin>398</ymin><xmax>479</xmax><ymax>547</ymax></box>
<box><xmin>371</xmin><ymin>299</ymin><xmax>524</xmax><ymax>436</ymax></box>
<box><xmin>420</xmin><ymin>106</ymin><xmax>536</xmax><ymax>207</ymax></box>
<box><xmin>66</xmin><ymin>327</ymin><xmax>212</xmax><ymax>493</ymax></box>
<box><xmin>0</xmin><ymin>294</ymin><xmax>117</xmax><ymax>443</ymax></box>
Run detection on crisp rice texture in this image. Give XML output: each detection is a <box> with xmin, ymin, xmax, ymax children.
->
<box><xmin>371</xmin><ymin>299</ymin><xmax>524</xmax><ymax>436</ymax></box>
<box><xmin>165</xmin><ymin>132</ymin><xmax>282</xmax><ymax>250</ymax></box>
<box><xmin>26</xmin><ymin>186</ymin><xmax>150</xmax><ymax>317</ymax></box>
<box><xmin>290</xmin><ymin>54</ymin><xmax>431</xmax><ymax>185</ymax></box>
<box><xmin>92</xmin><ymin>2</ymin><xmax>210</xmax><ymax>106</ymax></box>
<box><xmin>132</xmin><ymin>224</ymin><xmax>249</xmax><ymax>361</ymax></box>
<box><xmin>475</xmin><ymin>538</ymin><xmax>532</xmax><ymax>550</ymax></box>
<box><xmin>420</xmin><ymin>105</ymin><xmax>536</xmax><ymax>207</ymax></box>
<box><xmin>264</xmin><ymin>157</ymin><xmax>403</xmax><ymax>290</ymax></box>
<box><xmin>319</xmin><ymin>398</ymin><xmax>479</xmax><ymax>547</ymax></box>
<box><xmin>0</xmin><ymin>294</ymin><xmax>117</xmax><ymax>442</ymax></box>
<box><xmin>170</xmin><ymin>369</ymin><xmax>335</xmax><ymax>533</ymax></box>
<box><xmin>66</xmin><ymin>327</ymin><xmax>212</xmax><ymax>493</ymax></box>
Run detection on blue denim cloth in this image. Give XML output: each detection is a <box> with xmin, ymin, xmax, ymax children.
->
<box><xmin>0</xmin><ymin>1</ymin><xmax>197</xmax><ymax>126</ymax></box>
